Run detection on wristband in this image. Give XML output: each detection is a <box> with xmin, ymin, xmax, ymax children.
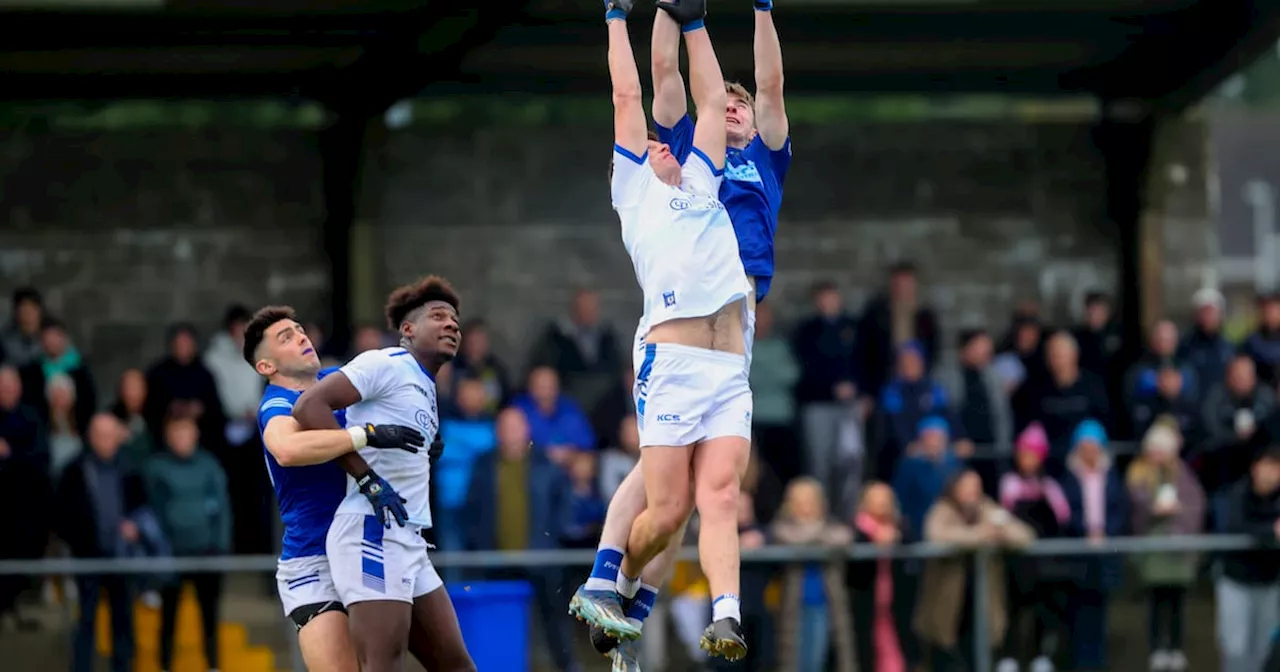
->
<box><xmin>754</xmin><ymin>1</ymin><xmax>773</xmax><ymax>11</ymax></box>
<box><xmin>682</xmin><ymin>18</ymin><xmax>705</xmax><ymax>33</ymax></box>
<box><xmin>606</xmin><ymin>8</ymin><xmax>626</xmax><ymax>21</ymax></box>
<box><xmin>348</xmin><ymin>426</ymin><xmax>369</xmax><ymax>451</ymax></box>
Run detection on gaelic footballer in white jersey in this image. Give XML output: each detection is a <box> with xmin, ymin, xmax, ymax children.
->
<box><xmin>292</xmin><ymin>276</ymin><xmax>475</xmax><ymax>672</ymax></box>
<box><xmin>569</xmin><ymin>3</ymin><xmax>754</xmax><ymax>664</ymax></box>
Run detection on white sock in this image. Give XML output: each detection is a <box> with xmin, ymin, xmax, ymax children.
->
<box><xmin>616</xmin><ymin>573</ymin><xmax>641</xmax><ymax>600</ymax></box>
<box><xmin>711</xmin><ymin>593</ymin><xmax>741</xmax><ymax>623</ymax></box>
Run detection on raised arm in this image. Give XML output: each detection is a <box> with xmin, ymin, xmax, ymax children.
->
<box><xmin>683</xmin><ymin>24</ymin><xmax>728</xmax><ymax>171</ymax></box>
<box><xmin>651</xmin><ymin>9</ymin><xmax>687</xmax><ymax>129</ymax></box>
<box><xmin>607</xmin><ymin>2</ymin><xmax>647</xmax><ymax>159</ymax></box>
<box><xmin>752</xmin><ymin>0</ymin><xmax>788</xmax><ymax>150</ymax></box>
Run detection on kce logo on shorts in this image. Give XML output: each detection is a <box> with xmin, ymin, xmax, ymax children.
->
<box><xmin>655</xmin><ymin>413</ymin><xmax>681</xmax><ymax>423</ymax></box>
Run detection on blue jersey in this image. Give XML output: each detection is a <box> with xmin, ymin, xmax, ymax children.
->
<box><xmin>257</xmin><ymin>367</ymin><xmax>348</xmax><ymax>560</ymax></box>
<box><xmin>655</xmin><ymin>114</ymin><xmax>791</xmax><ymax>301</ymax></box>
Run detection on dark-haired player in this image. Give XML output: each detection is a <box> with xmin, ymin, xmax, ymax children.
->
<box><xmin>245</xmin><ymin>306</ymin><xmax>425</xmax><ymax>672</ymax></box>
<box><xmin>293</xmin><ymin>276</ymin><xmax>475</xmax><ymax>672</ymax></box>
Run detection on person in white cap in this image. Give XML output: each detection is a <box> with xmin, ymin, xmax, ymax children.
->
<box><xmin>1178</xmin><ymin>287</ymin><xmax>1233</xmax><ymax>405</ymax></box>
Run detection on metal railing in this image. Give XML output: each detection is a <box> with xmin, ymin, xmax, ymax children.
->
<box><xmin>1</xmin><ymin>534</ymin><xmax>1273</xmax><ymax>672</ymax></box>
<box><xmin>0</xmin><ymin>532</ymin><xmax>1260</xmax><ymax>576</ymax></box>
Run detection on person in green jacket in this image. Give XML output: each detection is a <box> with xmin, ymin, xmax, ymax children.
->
<box><xmin>144</xmin><ymin>413</ymin><xmax>232</xmax><ymax>672</ymax></box>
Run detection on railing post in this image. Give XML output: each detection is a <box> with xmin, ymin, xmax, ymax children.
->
<box><xmin>971</xmin><ymin>548</ymin><xmax>992</xmax><ymax>672</ymax></box>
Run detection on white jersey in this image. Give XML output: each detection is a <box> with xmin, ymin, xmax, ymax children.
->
<box><xmin>333</xmin><ymin>346</ymin><xmax>439</xmax><ymax>528</ymax></box>
<box><xmin>612</xmin><ymin>144</ymin><xmax>752</xmax><ymax>336</ymax></box>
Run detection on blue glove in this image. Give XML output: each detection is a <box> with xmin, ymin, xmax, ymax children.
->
<box><xmin>605</xmin><ymin>0</ymin><xmax>633</xmax><ymax>22</ymax></box>
<box><xmin>754</xmin><ymin>0</ymin><xmax>772</xmax><ymax>11</ymax></box>
<box><xmin>356</xmin><ymin>471</ymin><xmax>409</xmax><ymax>528</ymax></box>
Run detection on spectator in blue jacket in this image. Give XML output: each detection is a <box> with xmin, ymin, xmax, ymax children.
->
<box><xmin>510</xmin><ymin>366</ymin><xmax>595</xmax><ymax>468</ymax></box>
<box><xmin>876</xmin><ymin>342</ymin><xmax>967</xmax><ymax>481</ymax></box>
<box><xmin>891</xmin><ymin>415</ymin><xmax>961</xmax><ymax>540</ymax></box>
<box><xmin>434</xmin><ymin>377</ymin><xmax>497</xmax><ymax>565</ymax></box>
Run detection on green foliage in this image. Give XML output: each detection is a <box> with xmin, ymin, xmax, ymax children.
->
<box><xmin>393</xmin><ymin>94</ymin><xmax>1099</xmax><ymax>127</ymax></box>
<box><xmin>0</xmin><ymin>100</ymin><xmax>330</xmax><ymax>130</ymax></box>
<box><xmin>0</xmin><ymin>93</ymin><xmax>1100</xmax><ymax>131</ymax></box>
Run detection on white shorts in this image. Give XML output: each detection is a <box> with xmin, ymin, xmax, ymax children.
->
<box><xmin>276</xmin><ymin>554</ymin><xmax>341</xmax><ymax>617</ymax></box>
<box><xmin>634</xmin><ymin>342</ymin><xmax>752</xmax><ymax>448</ymax></box>
<box><xmin>326</xmin><ymin>513</ymin><xmax>443</xmax><ymax>606</ymax></box>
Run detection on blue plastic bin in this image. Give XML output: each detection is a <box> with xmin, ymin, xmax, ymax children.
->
<box><xmin>448</xmin><ymin>580</ymin><xmax>534</xmax><ymax>672</ymax></box>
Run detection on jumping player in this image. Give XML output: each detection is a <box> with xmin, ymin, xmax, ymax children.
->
<box><xmin>569</xmin><ymin>0</ymin><xmax>754</xmax><ymax>666</ymax></box>
<box><xmin>246</xmin><ymin>306</ymin><xmax>426</xmax><ymax>672</ymax></box>
<box><xmin>582</xmin><ymin>0</ymin><xmax>792</xmax><ymax>664</ymax></box>
<box><xmin>292</xmin><ymin>277</ymin><xmax>475</xmax><ymax>672</ymax></box>
<box><xmin>581</xmin><ymin>0</ymin><xmax>791</xmax><ymax>665</ymax></box>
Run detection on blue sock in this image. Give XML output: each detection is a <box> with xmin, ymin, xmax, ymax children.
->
<box><xmin>584</xmin><ymin>546</ymin><xmax>624</xmax><ymax>592</ymax></box>
<box><xmin>625</xmin><ymin>584</ymin><xmax>658</xmax><ymax>624</ymax></box>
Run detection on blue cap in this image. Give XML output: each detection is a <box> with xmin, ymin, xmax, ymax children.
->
<box><xmin>1071</xmin><ymin>419</ymin><xmax>1108</xmax><ymax>448</ymax></box>
<box><xmin>917</xmin><ymin>415</ymin><xmax>950</xmax><ymax>437</ymax></box>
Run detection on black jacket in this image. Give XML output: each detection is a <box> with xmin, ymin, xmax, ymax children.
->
<box><xmin>1218</xmin><ymin>478</ymin><xmax>1280</xmax><ymax>585</ymax></box>
<box><xmin>54</xmin><ymin>455</ymin><xmax>147</xmax><ymax>558</ymax></box>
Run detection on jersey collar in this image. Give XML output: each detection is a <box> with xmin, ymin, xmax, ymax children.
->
<box><xmin>390</xmin><ymin>347</ymin><xmax>436</xmax><ymax>382</ymax></box>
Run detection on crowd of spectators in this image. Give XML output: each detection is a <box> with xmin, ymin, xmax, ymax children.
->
<box><xmin>4</xmin><ymin>262</ymin><xmax>1280</xmax><ymax>672</ymax></box>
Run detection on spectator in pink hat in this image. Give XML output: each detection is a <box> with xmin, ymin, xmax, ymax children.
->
<box><xmin>1000</xmin><ymin>422</ymin><xmax>1073</xmax><ymax>671</ymax></box>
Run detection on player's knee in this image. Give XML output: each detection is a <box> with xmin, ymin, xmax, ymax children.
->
<box><xmin>695</xmin><ymin>473</ymin><xmax>740</xmax><ymax>519</ymax></box>
<box><xmin>357</xmin><ymin>648</ymin><xmax>404</xmax><ymax>672</ymax></box>
<box><xmin>650</xmin><ymin>496</ymin><xmax>692</xmax><ymax>538</ymax></box>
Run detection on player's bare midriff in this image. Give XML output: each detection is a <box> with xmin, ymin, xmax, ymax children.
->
<box><xmin>645</xmin><ymin>297</ymin><xmax>747</xmax><ymax>354</ymax></box>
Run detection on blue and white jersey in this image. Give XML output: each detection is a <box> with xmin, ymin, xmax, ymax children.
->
<box><xmin>655</xmin><ymin>114</ymin><xmax>791</xmax><ymax>302</ymax></box>
<box><xmin>333</xmin><ymin>347</ymin><xmax>440</xmax><ymax>528</ymax></box>
<box><xmin>611</xmin><ymin>143</ymin><xmax>753</xmax><ymax>336</ymax></box>
<box><xmin>258</xmin><ymin>367</ymin><xmax>348</xmax><ymax>561</ymax></box>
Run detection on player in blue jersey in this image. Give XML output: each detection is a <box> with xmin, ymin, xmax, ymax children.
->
<box><xmin>580</xmin><ymin>0</ymin><xmax>792</xmax><ymax>666</ymax></box>
<box><xmin>654</xmin><ymin>0</ymin><xmax>790</xmax><ymax>311</ymax></box>
<box><xmin>245</xmin><ymin>305</ymin><xmax>426</xmax><ymax>672</ymax></box>
<box><xmin>292</xmin><ymin>277</ymin><xmax>475</xmax><ymax>672</ymax></box>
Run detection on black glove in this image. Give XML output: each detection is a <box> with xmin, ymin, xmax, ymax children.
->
<box><xmin>656</xmin><ymin>0</ymin><xmax>706</xmax><ymax>28</ymax></box>
<box><xmin>604</xmin><ymin>0</ymin><xmax>633</xmax><ymax>21</ymax></box>
<box><xmin>362</xmin><ymin>423</ymin><xmax>425</xmax><ymax>453</ymax></box>
<box><xmin>428</xmin><ymin>435</ymin><xmax>445</xmax><ymax>461</ymax></box>
<box><xmin>356</xmin><ymin>470</ymin><xmax>409</xmax><ymax>528</ymax></box>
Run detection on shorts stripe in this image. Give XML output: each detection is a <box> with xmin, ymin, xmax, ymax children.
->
<box><xmin>287</xmin><ymin>578</ymin><xmax>321</xmax><ymax>590</ymax></box>
<box><xmin>286</xmin><ymin>573</ymin><xmax>320</xmax><ymax>587</ymax></box>
<box><xmin>636</xmin><ymin>343</ymin><xmax>656</xmax><ymax>421</ymax></box>
<box><xmin>361</xmin><ymin>515</ymin><xmax>386</xmax><ymax>593</ymax></box>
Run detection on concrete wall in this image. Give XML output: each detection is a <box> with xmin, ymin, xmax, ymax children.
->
<box><xmin>0</xmin><ymin>116</ymin><xmax>1212</xmax><ymax>396</ymax></box>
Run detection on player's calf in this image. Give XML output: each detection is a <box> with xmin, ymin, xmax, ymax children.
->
<box><xmin>693</xmin><ymin>435</ymin><xmax>750</xmax><ymax>661</ymax></box>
